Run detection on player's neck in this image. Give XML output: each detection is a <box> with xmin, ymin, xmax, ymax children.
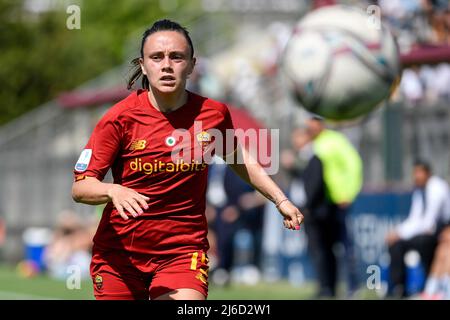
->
<box><xmin>148</xmin><ymin>88</ymin><xmax>188</xmax><ymax>113</ymax></box>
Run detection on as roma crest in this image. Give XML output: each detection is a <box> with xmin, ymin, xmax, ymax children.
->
<box><xmin>94</xmin><ymin>274</ymin><xmax>103</xmax><ymax>290</ymax></box>
<box><xmin>196</xmin><ymin>131</ymin><xmax>211</xmax><ymax>149</ymax></box>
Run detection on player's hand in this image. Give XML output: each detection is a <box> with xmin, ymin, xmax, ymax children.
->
<box><xmin>107</xmin><ymin>184</ymin><xmax>150</xmax><ymax>220</ymax></box>
<box><xmin>277</xmin><ymin>199</ymin><xmax>304</xmax><ymax>230</ymax></box>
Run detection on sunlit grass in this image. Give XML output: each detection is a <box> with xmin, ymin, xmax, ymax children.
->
<box><xmin>0</xmin><ymin>265</ymin><xmax>379</xmax><ymax>300</ymax></box>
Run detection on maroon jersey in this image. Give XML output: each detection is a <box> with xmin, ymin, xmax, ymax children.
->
<box><xmin>74</xmin><ymin>89</ymin><xmax>237</xmax><ymax>255</ymax></box>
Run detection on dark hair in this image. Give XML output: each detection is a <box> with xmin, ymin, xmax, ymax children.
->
<box><xmin>414</xmin><ymin>159</ymin><xmax>432</xmax><ymax>173</ymax></box>
<box><xmin>127</xmin><ymin>19</ymin><xmax>194</xmax><ymax>90</ymax></box>
<box><xmin>309</xmin><ymin>114</ymin><xmax>325</xmax><ymax>122</ymax></box>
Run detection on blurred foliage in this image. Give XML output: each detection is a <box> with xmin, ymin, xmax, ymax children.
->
<box><xmin>0</xmin><ymin>0</ymin><xmax>202</xmax><ymax>125</ymax></box>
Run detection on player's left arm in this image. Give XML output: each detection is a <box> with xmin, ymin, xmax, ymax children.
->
<box><xmin>224</xmin><ymin>146</ymin><xmax>304</xmax><ymax>230</ymax></box>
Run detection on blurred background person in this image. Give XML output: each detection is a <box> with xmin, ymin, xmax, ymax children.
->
<box><xmin>43</xmin><ymin>209</ymin><xmax>96</xmax><ymax>280</ymax></box>
<box><xmin>237</xmin><ymin>190</ymin><xmax>268</xmax><ymax>270</ymax></box>
<box><xmin>282</xmin><ymin>127</ymin><xmax>332</xmax><ymax>297</ymax></box>
<box><xmin>385</xmin><ymin>160</ymin><xmax>450</xmax><ymax>298</ymax></box>
<box><xmin>207</xmin><ymin>158</ymin><xmax>266</xmax><ymax>286</ymax></box>
<box><xmin>282</xmin><ymin>120</ymin><xmax>363</xmax><ymax>298</ymax></box>
<box><xmin>305</xmin><ymin>116</ymin><xmax>363</xmax><ymax>298</ymax></box>
<box><xmin>421</xmin><ymin>225</ymin><xmax>450</xmax><ymax>299</ymax></box>
<box><xmin>399</xmin><ymin>66</ymin><xmax>424</xmax><ymax>107</ymax></box>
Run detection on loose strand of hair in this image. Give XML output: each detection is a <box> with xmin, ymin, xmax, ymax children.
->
<box><xmin>127</xmin><ymin>58</ymin><xmax>142</xmax><ymax>90</ymax></box>
<box><xmin>141</xmin><ymin>76</ymin><xmax>149</xmax><ymax>90</ymax></box>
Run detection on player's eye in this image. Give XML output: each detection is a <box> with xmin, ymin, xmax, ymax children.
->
<box><xmin>171</xmin><ymin>53</ymin><xmax>185</xmax><ymax>61</ymax></box>
<box><xmin>150</xmin><ymin>54</ymin><xmax>163</xmax><ymax>61</ymax></box>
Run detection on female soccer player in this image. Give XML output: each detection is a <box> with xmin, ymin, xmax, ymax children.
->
<box><xmin>72</xmin><ymin>19</ymin><xmax>303</xmax><ymax>300</ymax></box>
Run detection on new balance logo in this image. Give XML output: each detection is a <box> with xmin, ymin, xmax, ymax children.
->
<box><xmin>129</xmin><ymin>139</ymin><xmax>147</xmax><ymax>151</ymax></box>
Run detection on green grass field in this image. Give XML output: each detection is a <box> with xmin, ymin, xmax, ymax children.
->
<box><xmin>0</xmin><ymin>265</ymin><xmax>378</xmax><ymax>300</ymax></box>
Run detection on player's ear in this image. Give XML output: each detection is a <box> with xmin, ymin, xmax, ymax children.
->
<box><xmin>188</xmin><ymin>57</ymin><xmax>196</xmax><ymax>75</ymax></box>
<box><xmin>139</xmin><ymin>57</ymin><xmax>147</xmax><ymax>76</ymax></box>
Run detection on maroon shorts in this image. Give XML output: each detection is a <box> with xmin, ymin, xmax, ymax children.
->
<box><xmin>90</xmin><ymin>247</ymin><xmax>209</xmax><ymax>300</ymax></box>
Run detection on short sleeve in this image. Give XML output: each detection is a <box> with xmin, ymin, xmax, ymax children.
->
<box><xmin>215</xmin><ymin>104</ymin><xmax>238</xmax><ymax>159</ymax></box>
<box><xmin>73</xmin><ymin>113</ymin><xmax>122</xmax><ymax>181</ymax></box>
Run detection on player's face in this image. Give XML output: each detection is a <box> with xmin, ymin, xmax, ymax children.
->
<box><xmin>413</xmin><ymin>166</ymin><xmax>430</xmax><ymax>188</ymax></box>
<box><xmin>306</xmin><ymin>119</ymin><xmax>323</xmax><ymax>138</ymax></box>
<box><xmin>291</xmin><ymin>128</ymin><xmax>310</xmax><ymax>150</ymax></box>
<box><xmin>140</xmin><ymin>31</ymin><xmax>195</xmax><ymax>94</ymax></box>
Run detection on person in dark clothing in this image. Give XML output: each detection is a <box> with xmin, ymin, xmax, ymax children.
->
<box><xmin>208</xmin><ymin>161</ymin><xmax>265</xmax><ymax>282</ymax></box>
<box><xmin>385</xmin><ymin>160</ymin><xmax>450</xmax><ymax>298</ymax></box>
<box><xmin>282</xmin><ymin>126</ymin><xmax>359</xmax><ymax>298</ymax></box>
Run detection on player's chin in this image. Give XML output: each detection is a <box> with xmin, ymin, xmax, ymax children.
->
<box><xmin>157</xmin><ymin>84</ymin><xmax>178</xmax><ymax>93</ymax></box>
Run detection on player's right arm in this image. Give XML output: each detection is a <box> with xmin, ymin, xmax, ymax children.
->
<box><xmin>72</xmin><ymin>177</ymin><xmax>149</xmax><ymax>220</ymax></box>
<box><xmin>71</xmin><ymin>107</ymin><xmax>149</xmax><ymax>220</ymax></box>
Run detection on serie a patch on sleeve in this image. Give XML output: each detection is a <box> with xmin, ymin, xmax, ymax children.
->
<box><xmin>74</xmin><ymin>149</ymin><xmax>92</xmax><ymax>172</ymax></box>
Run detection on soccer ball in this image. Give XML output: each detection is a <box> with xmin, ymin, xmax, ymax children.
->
<box><xmin>281</xmin><ymin>5</ymin><xmax>400</xmax><ymax>121</ymax></box>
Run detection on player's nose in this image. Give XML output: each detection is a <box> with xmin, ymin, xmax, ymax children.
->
<box><xmin>161</xmin><ymin>55</ymin><xmax>172</xmax><ymax>69</ymax></box>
